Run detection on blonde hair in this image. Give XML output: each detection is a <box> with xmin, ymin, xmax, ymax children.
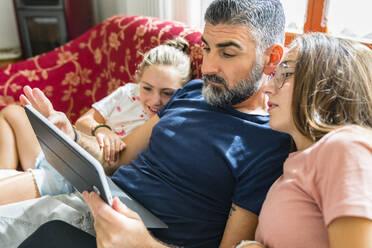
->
<box><xmin>136</xmin><ymin>37</ymin><xmax>192</xmax><ymax>86</ymax></box>
<box><xmin>289</xmin><ymin>33</ymin><xmax>372</xmax><ymax>141</ymax></box>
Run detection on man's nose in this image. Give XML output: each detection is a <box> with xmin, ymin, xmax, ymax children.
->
<box><xmin>201</xmin><ymin>53</ymin><xmax>220</xmax><ymax>75</ymax></box>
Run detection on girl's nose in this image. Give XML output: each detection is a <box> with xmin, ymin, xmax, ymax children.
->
<box><xmin>262</xmin><ymin>75</ymin><xmax>276</xmax><ymax>96</ymax></box>
<box><xmin>150</xmin><ymin>92</ymin><xmax>162</xmax><ymax>106</ymax></box>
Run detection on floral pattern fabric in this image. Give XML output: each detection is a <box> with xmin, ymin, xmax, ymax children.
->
<box><xmin>0</xmin><ymin>15</ymin><xmax>203</xmax><ymax>123</ymax></box>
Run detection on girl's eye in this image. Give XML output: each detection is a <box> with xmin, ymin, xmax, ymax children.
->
<box><xmin>283</xmin><ymin>72</ymin><xmax>294</xmax><ymax>79</ymax></box>
<box><xmin>163</xmin><ymin>91</ymin><xmax>174</xmax><ymax>97</ymax></box>
<box><xmin>143</xmin><ymin>87</ymin><xmax>152</xmax><ymax>91</ymax></box>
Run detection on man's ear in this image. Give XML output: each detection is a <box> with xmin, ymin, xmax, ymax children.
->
<box><xmin>263</xmin><ymin>44</ymin><xmax>284</xmax><ymax>75</ymax></box>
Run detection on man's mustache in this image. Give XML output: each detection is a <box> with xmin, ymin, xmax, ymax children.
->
<box><xmin>202</xmin><ymin>74</ymin><xmax>227</xmax><ymax>87</ymax></box>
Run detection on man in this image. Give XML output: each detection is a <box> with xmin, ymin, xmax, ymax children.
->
<box><xmin>18</xmin><ymin>0</ymin><xmax>288</xmax><ymax>247</ymax></box>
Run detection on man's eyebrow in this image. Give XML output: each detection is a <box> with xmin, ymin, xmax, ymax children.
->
<box><xmin>216</xmin><ymin>41</ymin><xmax>242</xmax><ymax>49</ymax></box>
<box><xmin>201</xmin><ymin>37</ymin><xmax>208</xmax><ymax>46</ymax></box>
<box><xmin>201</xmin><ymin>37</ymin><xmax>242</xmax><ymax>50</ymax></box>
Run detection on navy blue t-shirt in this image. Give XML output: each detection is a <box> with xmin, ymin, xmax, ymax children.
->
<box><xmin>111</xmin><ymin>79</ymin><xmax>290</xmax><ymax>247</ymax></box>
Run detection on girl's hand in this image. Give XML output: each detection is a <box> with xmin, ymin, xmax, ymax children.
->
<box><xmin>20</xmin><ymin>86</ymin><xmax>75</xmax><ymax>140</ymax></box>
<box><xmin>95</xmin><ymin>127</ymin><xmax>126</xmax><ymax>162</ymax></box>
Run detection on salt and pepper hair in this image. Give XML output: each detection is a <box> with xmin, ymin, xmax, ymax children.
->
<box><xmin>289</xmin><ymin>33</ymin><xmax>372</xmax><ymax>141</ymax></box>
<box><xmin>136</xmin><ymin>37</ymin><xmax>192</xmax><ymax>86</ymax></box>
<box><xmin>204</xmin><ymin>0</ymin><xmax>285</xmax><ymax>52</ymax></box>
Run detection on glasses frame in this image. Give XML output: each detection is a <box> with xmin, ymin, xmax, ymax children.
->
<box><xmin>269</xmin><ymin>66</ymin><xmax>296</xmax><ymax>89</ymax></box>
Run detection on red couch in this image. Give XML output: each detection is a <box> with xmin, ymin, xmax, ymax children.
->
<box><xmin>0</xmin><ymin>15</ymin><xmax>203</xmax><ymax>123</ymax></box>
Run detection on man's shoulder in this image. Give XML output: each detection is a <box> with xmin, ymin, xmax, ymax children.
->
<box><xmin>184</xmin><ymin>78</ymin><xmax>203</xmax><ymax>87</ymax></box>
<box><xmin>169</xmin><ymin>79</ymin><xmax>204</xmax><ymax>102</ymax></box>
<box><xmin>180</xmin><ymin>79</ymin><xmax>203</xmax><ymax>93</ymax></box>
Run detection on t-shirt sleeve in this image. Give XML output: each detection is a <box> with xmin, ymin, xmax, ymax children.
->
<box><xmin>232</xmin><ymin>132</ymin><xmax>289</xmax><ymax>215</ymax></box>
<box><xmin>92</xmin><ymin>85</ymin><xmax>128</xmax><ymax>120</ymax></box>
<box><xmin>314</xmin><ymin>131</ymin><xmax>372</xmax><ymax>226</ymax></box>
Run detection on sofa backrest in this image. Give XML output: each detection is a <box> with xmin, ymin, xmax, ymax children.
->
<box><xmin>0</xmin><ymin>15</ymin><xmax>203</xmax><ymax>122</ymax></box>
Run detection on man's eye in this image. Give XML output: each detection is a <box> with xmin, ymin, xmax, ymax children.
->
<box><xmin>222</xmin><ymin>53</ymin><xmax>234</xmax><ymax>58</ymax></box>
<box><xmin>202</xmin><ymin>47</ymin><xmax>210</xmax><ymax>53</ymax></box>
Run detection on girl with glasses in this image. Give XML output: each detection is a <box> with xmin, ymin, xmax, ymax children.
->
<box><xmin>240</xmin><ymin>33</ymin><xmax>372</xmax><ymax>248</ymax></box>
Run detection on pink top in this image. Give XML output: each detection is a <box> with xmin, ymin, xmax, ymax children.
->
<box><xmin>255</xmin><ymin>125</ymin><xmax>372</xmax><ymax>248</ymax></box>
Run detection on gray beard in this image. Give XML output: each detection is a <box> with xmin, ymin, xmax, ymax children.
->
<box><xmin>202</xmin><ymin>60</ymin><xmax>264</xmax><ymax>108</ymax></box>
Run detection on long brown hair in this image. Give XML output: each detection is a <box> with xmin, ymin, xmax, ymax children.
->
<box><xmin>289</xmin><ymin>33</ymin><xmax>372</xmax><ymax>141</ymax></box>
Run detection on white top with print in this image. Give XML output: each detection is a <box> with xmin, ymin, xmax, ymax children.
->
<box><xmin>92</xmin><ymin>83</ymin><xmax>148</xmax><ymax>138</ymax></box>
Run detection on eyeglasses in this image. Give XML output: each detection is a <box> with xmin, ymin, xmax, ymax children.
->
<box><xmin>268</xmin><ymin>68</ymin><xmax>295</xmax><ymax>89</ymax></box>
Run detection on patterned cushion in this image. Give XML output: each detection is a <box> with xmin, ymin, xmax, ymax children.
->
<box><xmin>0</xmin><ymin>15</ymin><xmax>203</xmax><ymax>123</ymax></box>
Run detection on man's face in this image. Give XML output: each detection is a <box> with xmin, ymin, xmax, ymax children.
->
<box><xmin>201</xmin><ymin>23</ymin><xmax>264</xmax><ymax>108</ymax></box>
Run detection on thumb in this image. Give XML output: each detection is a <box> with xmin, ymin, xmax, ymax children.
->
<box><xmin>112</xmin><ymin>197</ymin><xmax>140</xmax><ymax>220</ymax></box>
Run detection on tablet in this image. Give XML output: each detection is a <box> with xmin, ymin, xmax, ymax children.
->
<box><xmin>24</xmin><ymin>104</ymin><xmax>167</xmax><ymax>228</ymax></box>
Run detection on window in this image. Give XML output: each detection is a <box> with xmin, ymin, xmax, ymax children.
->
<box><xmin>327</xmin><ymin>0</ymin><xmax>372</xmax><ymax>44</ymax></box>
<box><xmin>281</xmin><ymin>0</ymin><xmax>308</xmax><ymax>34</ymax></box>
<box><xmin>282</xmin><ymin>0</ymin><xmax>372</xmax><ymax>49</ymax></box>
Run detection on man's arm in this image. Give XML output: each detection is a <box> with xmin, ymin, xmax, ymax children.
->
<box><xmin>218</xmin><ymin>203</ymin><xmax>258</xmax><ymax>248</ymax></box>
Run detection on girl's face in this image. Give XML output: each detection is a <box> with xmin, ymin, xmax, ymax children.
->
<box><xmin>138</xmin><ymin>64</ymin><xmax>183</xmax><ymax>117</ymax></box>
<box><xmin>263</xmin><ymin>50</ymin><xmax>297</xmax><ymax>136</ymax></box>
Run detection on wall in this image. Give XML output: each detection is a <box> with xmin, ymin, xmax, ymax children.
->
<box><xmin>0</xmin><ymin>0</ymin><xmax>21</xmax><ymax>59</ymax></box>
<box><xmin>0</xmin><ymin>0</ymin><xmax>208</xmax><ymax>61</ymax></box>
<box><xmin>92</xmin><ymin>0</ymin><xmax>213</xmax><ymax>29</ymax></box>
<box><xmin>92</xmin><ymin>0</ymin><xmax>127</xmax><ymax>24</ymax></box>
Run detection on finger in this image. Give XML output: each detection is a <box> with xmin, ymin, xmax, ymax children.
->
<box><xmin>32</xmin><ymin>88</ymin><xmax>54</xmax><ymax>117</ymax></box>
<box><xmin>115</xmin><ymin>139</ymin><xmax>123</xmax><ymax>161</ymax></box>
<box><xmin>103</xmin><ymin>138</ymin><xmax>111</xmax><ymax>161</ymax></box>
<box><xmin>112</xmin><ymin>197</ymin><xmax>140</xmax><ymax>220</ymax></box>
<box><xmin>23</xmin><ymin>86</ymin><xmax>38</xmax><ymax>108</ymax></box>
<box><xmin>83</xmin><ymin>192</ymin><xmax>114</xmax><ymax>242</ymax></box>
<box><xmin>82</xmin><ymin>191</ymin><xmax>108</xmax><ymax>216</ymax></box>
<box><xmin>19</xmin><ymin>94</ymin><xmax>31</xmax><ymax>106</ymax></box>
<box><xmin>82</xmin><ymin>191</ymin><xmax>97</xmax><ymax>214</ymax></box>
<box><xmin>115</xmin><ymin>139</ymin><xmax>121</xmax><ymax>153</ymax></box>
<box><xmin>110</xmin><ymin>140</ymin><xmax>116</xmax><ymax>162</ymax></box>
<box><xmin>83</xmin><ymin>192</ymin><xmax>124</xmax><ymax>222</ymax></box>
<box><xmin>24</xmin><ymin>86</ymin><xmax>47</xmax><ymax>114</ymax></box>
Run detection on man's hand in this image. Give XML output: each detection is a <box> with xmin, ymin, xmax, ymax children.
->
<box><xmin>83</xmin><ymin>191</ymin><xmax>168</xmax><ymax>248</ymax></box>
<box><xmin>235</xmin><ymin>241</ymin><xmax>266</xmax><ymax>248</ymax></box>
<box><xmin>20</xmin><ymin>86</ymin><xmax>75</xmax><ymax>139</ymax></box>
<box><xmin>95</xmin><ymin>128</ymin><xmax>126</xmax><ymax>162</ymax></box>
